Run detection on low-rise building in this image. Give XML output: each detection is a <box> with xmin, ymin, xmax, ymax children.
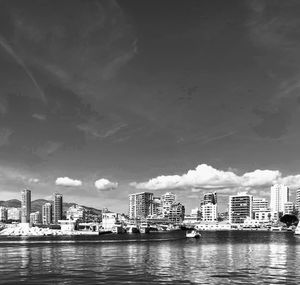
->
<box><xmin>102</xmin><ymin>212</ymin><xmax>122</xmax><ymax>231</ymax></box>
<box><xmin>67</xmin><ymin>205</ymin><xmax>86</xmax><ymax>221</ymax></box>
<box><xmin>30</xmin><ymin>211</ymin><xmax>41</xmax><ymax>225</ymax></box>
<box><xmin>195</xmin><ymin>221</ymin><xmax>231</xmax><ymax>231</ymax></box>
<box><xmin>7</xmin><ymin>207</ymin><xmax>21</xmax><ymax>221</ymax></box>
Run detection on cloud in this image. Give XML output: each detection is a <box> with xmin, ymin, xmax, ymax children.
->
<box><xmin>130</xmin><ymin>164</ymin><xmax>300</xmax><ymax>191</ymax></box>
<box><xmin>32</xmin><ymin>113</ymin><xmax>46</xmax><ymax>121</ymax></box>
<box><xmin>94</xmin><ymin>178</ymin><xmax>118</xmax><ymax>191</ymax></box>
<box><xmin>55</xmin><ymin>177</ymin><xmax>82</xmax><ymax>187</ymax></box>
<box><xmin>28</xmin><ymin>178</ymin><xmax>39</xmax><ymax>183</ymax></box>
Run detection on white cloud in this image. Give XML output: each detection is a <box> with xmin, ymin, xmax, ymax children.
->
<box><xmin>130</xmin><ymin>164</ymin><xmax>300</xmax><ymax>191</ymax></box>
<box><xmin>28</xmin><ymin>178</ymin><xmax>39</xmax><ymax>183</ymax></box>
<box><xmin>55</xmin><ymin>177</ymin><xmax>82</xmax><ymax>187</ymax></box>
<box><xmin>95</xmin><ymin>178</ymin><xmax>118</xmax><ymax>191</ymax></box>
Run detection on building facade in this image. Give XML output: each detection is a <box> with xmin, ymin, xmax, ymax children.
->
<box><xmin>129</xmin><ymin>192</ymin><xmax>153</xmax><ymax>219</ymax></box>
<box><xmin>67</xmin><ymin>205</ymin><xmax>86</xmax><ymax>221</ymax></box>
<box><xmin>53</xmin><ymin>193</ymin><xmax>63</xmax><ymax>224</ymax></box>
<box><xmin>166</xmin><ymin>202</ymin><xmax>185</xmax><ymax>224</ymax></box>
<box><xmin>229</xmin><ymin>192</ymin><xmax>253</xmax><ymax>224</ymax></box>
<box><xmin>202</xmin><ymin>203</ymin><xmax>217</xmax><ymax>222</ymax></box>
<box><xmin>21</xmin><ymin>189</ymin><xmax>31</xmax><ymax>223</ymax></box>
<box><xmin>284</xmin><ymin>202</ymin><xmax>295</xmax><ymax>215</ymax></box>
<box><xmin>42</xmin><ymin>202</ymin><xmax>52</xmax><ymax>225</ymax></box>
<box><xmin>30</xmin><ymin>211</ymin><xmax>41</xmax><ymax>225</ymax></box>
<box><xmin>7</xmin><ymin>207</ymin><xmax>21</xmax><ymax>221</ymax></box>
<box><xmin>252</xmin><ymin>197</ymin><xmax>269</xmax><ymax>212</ymax></box>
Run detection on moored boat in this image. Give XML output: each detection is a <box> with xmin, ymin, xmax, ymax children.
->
<box><xmin>186</xmin><ymin>229</ymin><xmax>201</xmax><ymax>238</ymax></box>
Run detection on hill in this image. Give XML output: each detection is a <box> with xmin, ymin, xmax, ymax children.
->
<box><xmin>0</xmin><ymin>199</ymin><xmax>102</xmax><ymax>216</ymax></box>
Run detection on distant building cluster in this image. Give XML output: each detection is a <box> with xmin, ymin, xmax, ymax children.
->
<box><xmin>0</xmin><ymin>189</ymin><xmax>101</xmax><ymax>227</ymax></box>
<box><xmin>183</xmin><ymin>183</ymin><xmax>300</xmax><ymax>228</ymax></box>
<box><xmin>128</xmin><ymin>192</ymin><xmax>185</xmax><ymax>224</ymax></box>
<box><xmin>1</xmin><ymin>182</ymin><xmax>300</xmax><ymax>231</ymax></box>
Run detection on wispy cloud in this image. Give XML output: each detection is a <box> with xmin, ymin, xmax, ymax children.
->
<box><xmin>0</xmin><ymin>35</ymin><xmax>46</xmax><ymax>102</ymax></box>
<box><xmin>32</xmin><ymin>113</ymin><xmax>46</xmax><ymax>121</ymax></box>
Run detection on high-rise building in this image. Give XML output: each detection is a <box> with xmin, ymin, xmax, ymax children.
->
<box><xmin>270</xmin><ymin>184</ymin><xmax>289</xmax><ymax>216</ymax></box>
<box><xmin>0</xmin><ymin>207</ymin><xmax>8</xmax><ymax>222</ymax></box>
<box><xmin>296</xmin><ymin>189</ymin><xmax>300</xmax><ymax>211</ymax></box>
<box><xmin>42</xmin><ymin>203</ymin><xmax>52</xmax><ymax>225</ymax></box>
<box><xmin>202</xmin><ymin>203</ymin><xmax>217</xmax><ymax>221</ymax></box>
<box><xmin>203</xmin><ymin>192</ymin><xmax>217</xmax><ymax>205</ymax></box>
<box><xmin>229</xmin><ymin>192</ymin><xmax>253</xmax><ymax>224</ymax></box>
<box><xmin>129</xmin><ymin>192</ymin><xmax>153</xmax><ymax>219</ymax></box>
<box><xmin>53</xmin><ymin>193</ymin><xmax>63</xmax><ymax>224</ymax></box>
<box><xmin>21</xmin><ymin>189</ymin><xmax>31</xmax><ymax>223</ymax></box>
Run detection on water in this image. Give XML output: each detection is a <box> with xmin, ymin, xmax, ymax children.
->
<box><xmin>0</xmin><ymin>231</ymin><xmax>300</xmax><ymax>284</ymax></box>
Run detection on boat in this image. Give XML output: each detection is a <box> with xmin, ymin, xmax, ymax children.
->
<box><xmin>186</xmin><ymin>229</ymin><xmax>201</xmax><ymax>238</ymax></box>
<box><xmin>270</xmin><ymin>226</ymin><xmax>283</xmax><ymax>232</ymax></box>
<box><xmin>294</xmin><ymin>226</ymin><xmax>300</xmax><ymax>235</ymax></box>
<box><xmin>126</xmin><ymin>225</ymin><xmax>140</xmax><ymax>234</ymax></box>
<box><xmin>139</xmin><ymin>223</ymin><xmax>150</xmax><ymax>234</ymax></box>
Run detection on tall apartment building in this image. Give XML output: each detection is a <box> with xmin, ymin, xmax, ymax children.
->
<box><xmin>53</xmin><ymin>193</ymin><xmax>63</xmax><ymax>224</ymax></box>
<box><xmin>270</xmin><ymin>184</ymin><xmax>289</xmax><ymax>217</ymax></box>
<box><xmin>42</xmin><ymin>202</ymin><xmax>52</xmax><ymax>225</ymax></box>
<box><xmin>0</xmin><ymin>207</ymin><xmax>8</xmax><ymax>222</ymax></box>
<box><xmin>129</xmin><ymin>192</ymin><xmax>153</xmax><ymax>219</ymax></box>
<box><xmin>296</xmin><ymin>189</ymin><xmax>300</xmax><ymax>211</ymax></box>
<box><xmin>229</xmin><ymin>192</ymin><xmax>253</xmax><ymax>224</ymax></box>
<box><xmin>21</xmin><ymin>189</ymin><xmax>31</xmax><ymax>223</ymax></box>
<box><xmin>200</xmin><ymin>192</ymin><xmax>218</xmax><ymax>221</ymax></box>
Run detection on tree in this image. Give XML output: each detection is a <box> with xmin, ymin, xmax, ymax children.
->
<box><xmin>280</xmin><ymin>214</ymin><xmax>299</xmax><ymax>228</ymax></box>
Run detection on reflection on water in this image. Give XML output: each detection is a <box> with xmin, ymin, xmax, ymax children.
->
<box><xmin>1</xmin><ymin>231</ymin><xmax>300</xmax><ymax>284</ymax></box>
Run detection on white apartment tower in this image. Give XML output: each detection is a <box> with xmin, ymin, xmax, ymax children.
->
<box><xmin>270</xmin><ymin>184</ymin><xmax>289</xmax><ymax>215</ymax></box>
<box><xmin>42</xmin><ymin>203</ymin><xmax>53</xmax><ymax>225</ymax></box>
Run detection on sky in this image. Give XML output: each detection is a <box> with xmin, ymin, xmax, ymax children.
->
<box><xmin>1</xmin><ymin>0</ymin><xmax>300</xmax><ymax>213</ymax></box>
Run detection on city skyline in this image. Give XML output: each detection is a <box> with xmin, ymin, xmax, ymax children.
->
<box><xmin>2</xmin><ymin>1</ymin><xmax>300</xmax><ymax>213</ymax></box>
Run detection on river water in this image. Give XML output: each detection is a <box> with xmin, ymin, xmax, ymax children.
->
<box><xmin>0</xmin><ymin>231</ymin><xmax>299</xmax><ymax>284</ymax></box>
